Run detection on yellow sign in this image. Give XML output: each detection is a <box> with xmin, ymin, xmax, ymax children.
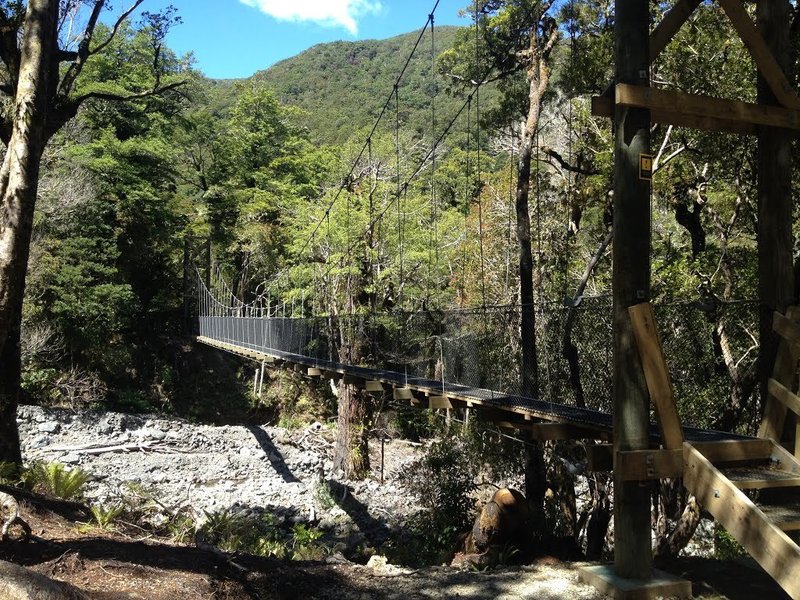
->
<box><xmin>639</xmin><ymin>154</ymin><xmax>653</xmax><ymax>181</ymax></box>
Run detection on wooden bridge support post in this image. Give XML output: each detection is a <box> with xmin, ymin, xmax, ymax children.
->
<box><xmin>258</xmin><ymin>360</ymin><xmax>266</xmax><ymax>397</ymax></box>
<box><xmin>756</xmin><ymin>1</ymin><xmax>795</xmax><ymax>425</ymax></box>
<box><xmin>611</xmin><ymin>0</ymin><xmax>652</xmax><ymax>581</ymax></box>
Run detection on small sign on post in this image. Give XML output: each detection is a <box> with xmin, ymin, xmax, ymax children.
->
<box><xmin>639</xmin><ymin>153</ymin><xmax>653</xmax><ymax>181</ymax></box>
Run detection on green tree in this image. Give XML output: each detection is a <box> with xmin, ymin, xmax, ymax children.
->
<box><xmin>0</xmin><ymin>0</ymin><xmax>185</xmax><ymax>464</ymax></box>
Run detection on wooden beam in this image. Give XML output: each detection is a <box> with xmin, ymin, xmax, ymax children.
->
<box><xmin>612</xmin><ymin>0</ymin><xmax>654</xmax><ymax>578</ymax></box>
<box><xmin>767</xmin><ymin>378</ymin><xmax>800</xmax><ymax>418</ymax></box>
<box><xmin>474</xmin><ymin>407</ymin><xmax>522</xmax><ymax>423</ymax></box>
<box><xmin>650</xmin><ymin>0</ymin><xmax>702</xmax><ymax>61</ymax></box>
<box><xmin>796</xmin><ymin>418</ymin><xmax>800</xmax><ymax>462</ymax></box>
<box><xmin>307</xmin><ymin>367</ymin><xmax>322</xmax><ymax>377</ymax></box>
<box><xmin>617</xmin><ymin>448</ymin><xmax>683</xmax><ymax>480</ymax></box>
<box><xmin>592</xmin><ymin>93</ymin><xmax>757</xmax><ymax>135</ymax></box>
<box><xmin>493</xmin><ymin>420</ymin><xmax>532</xmax><ymax>430</ymax></box>
<box><xmin>767</xmin><ymin>442</ymin><xmax>800</xmax><ymax>477</ymax></box>
<box><xmin>393</xmin><ymin>387</ymin><xmax>414</xmax><ymax>401</ymax></box>
<box><xmin>718</xmin><ymin>0</ymin><xmax>800</xmax><ymax>111</ymax></box>
<box><xmin>684</xmin><ymin>443</ymin><xmax>800</xmax><ymax>600</ymax></box>
<box><xmin>528</xmin><ymin>423</ymin><xmax>606</xmax><ymax>441</ymax></box>
<box><xmin>342</xmin><ymin>374</ymin><xmax>363</xmax><ymax>387</ymax></box>
<box><xmin>365</xmin><ymin>380</ymin><xmax>385</xmax><ymax>393</ymax></box>
<box><xmin>691</xmin><ymin>439</ymin><xmax>775</xmax><ymax>463</ymax></box>
<box><xmin>429</xmin><ymin>396</ymin><xmax>453</xmax><ymax>410</ymax></box>
<box><xmin>760</xmin><ymin>306</ymin><xmax>800</xmax><ymax>440</ymax></box>
<box><xmin>616</xmin><ymin>84</ymin><xmax>800</xmax><ymax>131</ymax></box>
<box><xmin>772</xmin><ymin>310</ymin><xmax>800</xmax><ymax>349</ymax></box>
<box><xmin>629</xmin><ymin>302</ymin><xmax>684</xmax><ymax>450</ymax></box>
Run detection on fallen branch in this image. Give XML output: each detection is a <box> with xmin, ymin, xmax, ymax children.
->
<box><xmin>48</xmin><ymin>441</ymin><xmax>187</xmax><ymax>455</ymax></box>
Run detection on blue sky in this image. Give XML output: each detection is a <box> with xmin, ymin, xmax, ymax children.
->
<box><xmin>125</xmin><ymin>1</ymin><xmax>471</xmax><ymax>79</ymax></box>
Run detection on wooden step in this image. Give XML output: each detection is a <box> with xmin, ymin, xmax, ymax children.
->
<box><xmin>684</xmin><ymin>441</ymin><xmax>800</xmax><ymax>599</ymax></box>
<box><xmin>720</xmin><ymin>462</ymin><xmax>800</xmax><ymax>489</ymax></box>
<box><xmin>758</xmin><ymin>500</ymin><xmax>800</xmax><ymax>532</ymax></box>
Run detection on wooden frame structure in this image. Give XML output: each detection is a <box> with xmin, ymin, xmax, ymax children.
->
<box><xmin>587</xmin><ymin>1</ymin><xmax>800</xmax><ymax>597</ymax></box>
<box><xmin>592</xmin><ymin>0</ymin><xmax>800</xmax><ymax>134</ymax></box>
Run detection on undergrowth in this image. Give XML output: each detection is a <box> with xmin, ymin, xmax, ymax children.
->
<box><xmin>197</xmin><ymin>508</ymin><xmax>329</xmax><ymax>560</ymax></box>
<box><xmin>23</xmin><ymin>461</ymin><xmax>90</xmax><ymax>500</ymax></box>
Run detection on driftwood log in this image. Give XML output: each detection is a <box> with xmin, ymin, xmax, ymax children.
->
<box><xmin>1</xmin><ymin>492</ymin><xmax>31</xmax><ymax>542</ymax></box>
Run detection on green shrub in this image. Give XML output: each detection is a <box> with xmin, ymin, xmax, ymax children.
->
<box><xmin>21</xmin><ymin>367</ymin><xmax>59</xmax><ymax>403</ymax></box>
<box><xmin>395</xmin><ymin>434</ymin><xmax>478</xmax><ymax>565</ymax></box>
<box><xmin>714</xmin><ymin>524</ymin><xmax>746</xmax><ymax>560</ymax></box>
<box><xmin>197</xmin><ymin>508</ymin><xmax>328</xmax><ymax>560</ymax></box>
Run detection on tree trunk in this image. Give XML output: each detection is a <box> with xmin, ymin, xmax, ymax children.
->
<box><xmin>584</xmin><ymin>473</ymin><xmax>611</xmax><ymax>560</ymax></box>
<box><xmin>654</xmin><ymin>495</ymin><xmax>701</xmax><ymax>558</ymax></box>
<box><xmin>562</xmin><ymin>228</ymin><xmax>613</xmax><ymax>408</ymax></box>
<box><xmin>333</xmin><ymin>380</ymin><xmax>371</xmax><ymax>479</ymax></box>
<box><xmin>332</xmin><ymin>272</ymin><xmax>372</xmax><ymax>479</ymax></box>
<box><xmin>0</xmin><ymin>0</ymin><xmax>58</xmax><ymax>465</ymax></box>
<box><xmin>756</xmin><ymin>1</ymin><xmax>794</xmax><ymax>410</ymax></box>
<box><xmin>518</xmin><ymin>16</ymin><xmax>557</xmax><ymax>546</ymax></box>
<box><xmin>516</xmin><ymin>57</ymin><xmax>541</xmax><ymax>400</ymax></box>
<box><xmin>524</xmin><ymin>436</ymin><xmax>547</xmax><ymax>542</ymax></box>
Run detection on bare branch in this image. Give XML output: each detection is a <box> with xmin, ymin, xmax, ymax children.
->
<box><xmin>73</xmin><ymin>79</ymin><xmax>186</xmax><ymax>105</ymax></box>
<box><xmin>89</xmin><ymin>0</ymin><xmax>144</xmax><ymax>56</ymax></box>
<box><xmin>58</xmin><ymin>0</ymin><xmax>106</xmax><ymax>97</ymax></box>
<box><xmin>539</xmin><ymin>145</ymin><xmax>599</xmax><ymax>176</ymax></box>
<box><xmin>59</xmin><ymin>0</ymin><xmax>146</xmax><ymax>98</ymax></box>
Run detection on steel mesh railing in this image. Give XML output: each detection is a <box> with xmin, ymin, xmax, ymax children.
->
<box><xmin>195</xmin><ymin>272</ymin><xmax>760</xmax><ymax>432</ymax></box>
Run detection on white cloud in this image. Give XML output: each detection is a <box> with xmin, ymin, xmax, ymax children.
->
<box><xmin>240</xmin><ymin>0</ymin><xmax>382</xmax><ymax>35</ymax></box>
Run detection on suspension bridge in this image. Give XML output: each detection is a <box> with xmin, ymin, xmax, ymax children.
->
<box><xmin>187</xmin><ymin>1</ymin><xmax>800</xmax><ymax>598</ymax></box>
<box><xmin>192</xmin><ymin>265</ymin><xmax>800</xmax><ymax>599</ymax></box>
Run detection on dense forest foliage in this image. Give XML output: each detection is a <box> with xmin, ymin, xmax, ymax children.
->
<box><xmin>17</xmin><ymin>0</ymin><xmax>776</xmax><ymax>432</ymax></box>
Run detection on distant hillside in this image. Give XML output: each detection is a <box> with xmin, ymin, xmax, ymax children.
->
<box><xmin>250</xmin><ymin>26</ymin><xmax>468</xmax><ymax>145</ymax></box>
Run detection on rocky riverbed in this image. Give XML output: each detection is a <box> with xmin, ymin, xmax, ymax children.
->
<box><xmin>17</xmin><ymin>404</ymin><xmax>422</xmax><ymax>553</ymax></box>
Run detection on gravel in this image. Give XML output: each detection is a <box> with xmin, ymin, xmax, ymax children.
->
<box><xmin>17</xmin><ymin>404</ymin><xmax>422</xmax><ymax>550</ymax></box>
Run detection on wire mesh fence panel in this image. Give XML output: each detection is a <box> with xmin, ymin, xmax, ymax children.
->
<box><xmin>195</xmin><ymin>268</ymin><xmax>761</xmax><ymax>432</ymax></box>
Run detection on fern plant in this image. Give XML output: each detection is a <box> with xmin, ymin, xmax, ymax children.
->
<box><xmin>91</xmin><ymin>503</ymin><xmax>125</xmax><ymax>530</ymax></box>
<box><xmin>23</xmin><ymin>461</ymin><xmax>90</xmax><ymax>500</ymax></box>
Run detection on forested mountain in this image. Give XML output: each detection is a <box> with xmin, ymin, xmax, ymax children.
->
<box><xmin>251</xmin><ymin>27</ymin><xmax>465</xmax><ymax>144</ymax></box>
